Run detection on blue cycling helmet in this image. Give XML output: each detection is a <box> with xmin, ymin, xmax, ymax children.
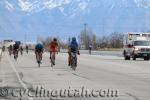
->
<box><xmin>72</xmin><ymin>37</ymin><xmax>76</xmax><ymax>41</ymax></box>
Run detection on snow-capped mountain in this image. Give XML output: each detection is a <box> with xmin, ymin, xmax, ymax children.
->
<box><xmin>3</xmin><ymin>0</ymin><xmax>90</xmax><ymax>16</ymax></box>
<box><xmin>0</xmin><ymin>0</ymin><xmax>150</xmax><ymax>41</ymax></box>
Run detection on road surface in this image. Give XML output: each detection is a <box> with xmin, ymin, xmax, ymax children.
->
<box><xmin>0</xmin><ymin>50</ymin><xmax>150</xmax><ymax>100</ymax></box>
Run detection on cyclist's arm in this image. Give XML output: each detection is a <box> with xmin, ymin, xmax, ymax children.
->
<box><xmin>56</xmin><ymin>43</ymin><xmax>59</xmax><ymax>52</ymax></box>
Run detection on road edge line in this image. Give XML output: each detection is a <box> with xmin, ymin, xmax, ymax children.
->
<box><xmin>6</xmin><ymin>53</ymin><xmax>33</xmax><ymax>100</ymax></box>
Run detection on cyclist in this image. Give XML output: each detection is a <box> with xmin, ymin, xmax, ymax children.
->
<box><xmin>89</xmin><ymin>44</ymin><xmax>92</xmax><ymax>55</ymax></box>
<box><xmin>49</xmin><ymin>38</ymin><xmax>58</xmax><ymax>65</ymax></box>
<box><xmin>20</xmin><ymin>46</ymin><xmax>23</xmax><ymax>55</ymax></box>
<box><xmin>13</xmin><ymin>42</ymin><xmax>20</xmax><ymax>60</ymax></box>
<box><xmin>25</xmin><ymin>45</ymin><xmax>29</xmax><ymax>54</ymax></box>
<box><xmin>35</xmin><ymin>42</ymin><xmax>44</xmax><ymax>64</ymax></box>
<box><xmin>8</xmin><ymin>45</ymin><xmax>13</xmax><ymax>56</ymax></box>
<box><xmin>2</xmin><ymin>46</ymin><xmax>5</xmax><ymax>52</ymax></box>
<box><xmin>68</xmin><ymin>37</ymin><xmax>80</xmax><ymax>66</ymax></box>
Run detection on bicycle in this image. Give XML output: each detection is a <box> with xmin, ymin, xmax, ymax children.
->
<box><xmin>13</xmin><ymin>50</ymin><xmax>18</xmax><ymax>61</ymax></box>
<box><xmin>50</xmin><ymin>52</ymin><xmax>55</xmax><ymax>67</ymax></box>
<box><xmin>70</xmin><ymin>52</ymin><xmax>77</xmax><ymax>71</ymax></box>
<box><xmin>9</xmin><ymin>50</ymin><xmax>12</xmax><ymax>56</ymax></box>
<box><xmin>36</xmin><ymin>52</ymin><xmax>42</xmax><ymax>67</ymax></box>
<box><xmin>26</xmin><ymin>49</ymin><xmax>28</xmax><ymax>54</ymax></box>
<box><xmin>2</xmin><ymin>46</ymin><xmax>5</xmax><ymax>52</ymax></box>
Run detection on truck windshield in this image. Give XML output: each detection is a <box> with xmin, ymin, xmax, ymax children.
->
<box><xmin>134</xmin><ymin>41</ymin><xmax>150</xmax><ymax>46</ymax></box>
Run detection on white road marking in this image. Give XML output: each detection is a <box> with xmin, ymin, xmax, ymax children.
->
<box><xmin>6</xmin><ymin>53</ymin><xmax>34</xmax><ymax>100</ymax></box>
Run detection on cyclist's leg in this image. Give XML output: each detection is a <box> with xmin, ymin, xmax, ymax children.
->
<box><xmin>54</xmin><ymin>52</ymin><xmax>56</xmax><ymax>64</ymax></box>
<box><xmin>75</xmin><ymin>53</ymin><xmax>77</xmax><ymax>66</ymax></box>
<box><xmin>68</xmin><ymin>52</ymin><xmax>71</xmax><ymax>66</ymax></box>
<box><xmin>54</xmin><ymin>52</ymin><xmax>56</xmax><ymax>60</ymax></box>
<box><xmin>35</xmin><ymin>52</ymin><xmax>38</xmax><ymax>61</ymax></box>
<box><xmin>37</xmin><ymin>52</ymin><xmax>41</xmax><ymax>62</ymax></box>
<box><xmin>16</xmin><ymin>50</ymin><xmax>19</xmax><ymax>57</ymax></box>
<box><xmin>50</xmin><ymin>51</ymin><xmax>52</xmax><ymax>59</ymax></box>
<box><xmin>51</xmin><ymin>52</ymin><xmax>55</xmax><ymax>65</ymax></box>
<box><xmin>40</xmin><ymin>52</ymin><xmax>42</xmax><ymax>61</ymax></box>
<box><xmin>70</xmin><ymin>52</ymin><xmax>73</xmax><ymax>66</ymax></box>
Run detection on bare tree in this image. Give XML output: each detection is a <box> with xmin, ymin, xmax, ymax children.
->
<box><xmin>109</xmin><ymin>32</ymin><xmax>123</xmax><ymax>48</ymax></box>
<box><xmin>79</xmin><ymin>28</ymin><xmax>97</xmax><ymax>50</ymax></box>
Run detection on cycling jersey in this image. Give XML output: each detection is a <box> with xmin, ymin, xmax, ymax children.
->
<box><xmin>49</xmin><ymin>41</ymin><xmax>58</xmax><ymax>52</ymax></box>
<box><xmin>69</xmin><ymin>41</ymin><xmax>78</xmax><ymax>53</ymax></box>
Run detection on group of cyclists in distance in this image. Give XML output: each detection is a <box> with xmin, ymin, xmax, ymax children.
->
<box><xmin>7</xmin><ymin>43</ymin><xmax>29</xmax><ymax>60</ymax></box>
<box><xmin>5</xmin><ymin>37</ymin><xmax>80</xmax><ymax>70</ymax></box>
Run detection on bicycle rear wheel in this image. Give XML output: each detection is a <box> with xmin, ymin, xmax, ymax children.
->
<box><xmin>14</xmin><ymin>52</ymin><xmax>18</xmax><ymax>61</ymax></box>
<box><xmin>51</xmin><ymin>59</ymin><xmax>53</xmax><ymax>67</ymax></box>
<box><xmin>71</xmin><ymin>53</ymin><xmax>77</xmax><ymax>71</ymax></box>
<box><xmin>36</xmin><ymin>52</ymin><xmax>42</xmax><ymax>68</ymax></box>
<box><xmin>38</xmin><ymin>61</ymin><xmax>41</xmax><ymax>67</ymax></box>
<box><xmin>51</xmin><ymin>52</ymin><xmax>55</xmax><ymax>67</ymax></box>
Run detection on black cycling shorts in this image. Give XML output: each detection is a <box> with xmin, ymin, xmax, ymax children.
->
<box><xmin>35</xmin><ymin>49</ymin><xmax>43</xmax><ymax>53</ymax></box>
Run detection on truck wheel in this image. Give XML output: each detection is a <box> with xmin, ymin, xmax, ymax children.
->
<box><xmin>133</xmin><ymin>57</ymin><xmax>136</xmax><ymax>60</ymax></box>
<box><xmin>144</xmin><ymin>57</ymin><xmax>149</xmax><ymax>61</ymax></box>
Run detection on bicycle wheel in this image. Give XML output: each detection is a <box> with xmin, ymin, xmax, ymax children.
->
<box><xmin>38</xmin><ymin>60</ymin><xmax>41</xmax><ymax>67</ymax></box>
<box><xmin>51</xmin><ymin>52</ymin><xmax>55</xmax><ymax>67</ymax></box>
<box><xmin>71</xmin><ymin>53</ymin><xmax>77</xmax><ymax>71</ymax></box>
<box><xmin>14</xmin><ymin>52</ymin><xmax>18</xmax><ymax>61</ymax></box>
<box><xmin>51</xmin><ymin>58</ymin><xmax>53</xmax><ymax>67</ymax></box>
<box><xmin>36</xmin><ymin>53</ymin><xmax>39</xmax><ymax>67</ymax></box>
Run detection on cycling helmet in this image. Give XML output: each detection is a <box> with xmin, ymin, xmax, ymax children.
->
<box><xmin>72</xmin><ymin>37</ymin><xmax>76</xmax><ymax>41</ymax></box>
<box><xmin>53</xmin><ymin>38</ymin><xmax>57</xmax><ymax>42</ymax></box>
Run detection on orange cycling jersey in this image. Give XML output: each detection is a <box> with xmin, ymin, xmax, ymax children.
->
<box><xmin>49</xmin><ymin>41</ymin><xmax>58</xmax><ymax>52</ymax></box>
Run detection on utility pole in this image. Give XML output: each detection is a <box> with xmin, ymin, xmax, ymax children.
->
<box><xmin>84</xmin><ymin>23</ymin><xmax>87</xmax><ymax>34</ymax></box>
<box><xmin>102</xmin><ymin>17</ymin><xmax>105</xmax><ymax>37</ymax></box>
<box><xmin>24</xmin><ymin>33</ymin><xmax>27</xmax><ymax>45</ymax></box>
<box><xmin>84</xmin><ymin>23</ymin><xmax>88</xmax><ymax>49</ymax></box>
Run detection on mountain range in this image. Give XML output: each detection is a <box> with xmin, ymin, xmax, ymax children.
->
<box><xmin>0</xmin><ymin>0</ymin><xmax>150</xmax><ymax>41</ymax></box>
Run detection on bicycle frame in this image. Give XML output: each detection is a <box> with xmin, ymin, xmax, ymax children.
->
<box><xmin>13</xmin><ymin>50</ymin><xmax>18</xmax><ymax>61</ymax></box>
<box><xmin>70</xmin><ymin>52</ymin><xmax>77</xmax><ymax>70</ymax></box>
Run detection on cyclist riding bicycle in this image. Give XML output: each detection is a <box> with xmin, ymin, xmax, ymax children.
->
<box><xmin>68</xmin><ymin>37</ymin><xmax>80</xmax><ymax>66</ymax></box>
<box><xmin>26</xmin><ymin>45</ymin><xmax>29</xmax><ymax>54</ymax></box>
<box><xmin>49</xmin><ymin>38</ymin><xmax>58</xmax><ymax>65</ymax></box>
<box><xmin>35</xmin><ymin>42</ymin><xmax>44</xmax><ymax>64</ymax></box>
<box><xmin>8</xmin><ymin>45</ymin><xmax>13</xmax><ymax>56</ymax></box>
<box><xmin>2</xmin><ymin>46</ymin><xmax>5</xmax><ymax>52</ymax></box>
<box><xmin>13</xmin><ymin>42</ymin><xmax>20</xmax><ymax>60</ymax></box>
<box><xmin>20</xmin><ymin>46</ymin><xmax>23</xmax><ymax>55</ymax></box>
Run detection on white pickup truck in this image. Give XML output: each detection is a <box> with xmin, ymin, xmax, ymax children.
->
<box><xmin>123</xmin><ymin>33</ymin><xmax>150</xmax><ymax>60</ymax></box>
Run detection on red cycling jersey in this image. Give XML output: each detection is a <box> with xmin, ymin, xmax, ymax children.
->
<box><xmin>49</xmin><ymin>41</ymin><xmax>58</xmax><ymax>52</ymax></box>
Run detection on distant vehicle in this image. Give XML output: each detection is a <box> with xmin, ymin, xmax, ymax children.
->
<box><xmin>123</xmin><ymin>32</ymin><xmax>150</xmax><ymax>60</ymax></box>
<box><xmin>2</xmin><ymin>40</ymin><xmax>15</xmax><ymax>48</ymax></box>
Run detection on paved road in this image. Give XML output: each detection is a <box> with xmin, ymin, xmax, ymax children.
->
<box><xmin>60</xmin><ymin>49</ymin><xmax>123</xmax><ymax>57</ymax></box>
<box><xmin>0</xmin><ymin>51</ymin><xmax>150</xmax><ymax>100</ymax></box>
